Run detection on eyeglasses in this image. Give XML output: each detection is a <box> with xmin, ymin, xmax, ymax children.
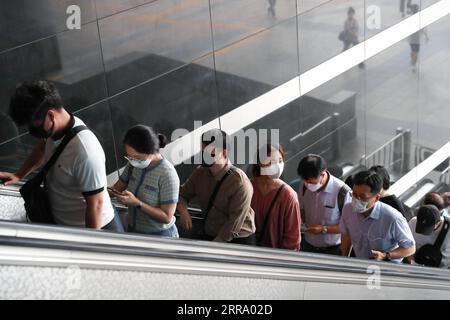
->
<box><xmin>124</xmin><ymin>156</ymin><xmax>147</xmax><ymax>163</ymax></box>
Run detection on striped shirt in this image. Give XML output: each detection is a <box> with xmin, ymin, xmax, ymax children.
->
<box><xmin>119</xmin><ymin>158</ymin><xmax>180</xmax><ymax>234</ymax></box>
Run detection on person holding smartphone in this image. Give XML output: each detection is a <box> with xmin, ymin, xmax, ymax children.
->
<box><xmin>109</xmin><ymin>125</ymin><xmax>180</xmax><ymax>237</ymax></box>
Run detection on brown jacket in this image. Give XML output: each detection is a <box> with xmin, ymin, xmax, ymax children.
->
<box><xmin>179</xmin><ymin>162</ymin><xmax>256</xmax><ymax>241</ymax></box>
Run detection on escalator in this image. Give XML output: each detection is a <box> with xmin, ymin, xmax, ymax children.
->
<box><xmin>1</xmin><ymin>177</ymin><xmax>450</xmax><ymax>299</ymax></box>
<box><xmin>0</xmin><ymin>220</ymin><xmax>449</xmax><ymax>299</ymax></box>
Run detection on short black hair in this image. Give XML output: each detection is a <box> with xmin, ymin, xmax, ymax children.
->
<box><xmin>9</xmin><ymin>80</ymin><xmax>63</xmax><ymax>126</ymax></box>
<box><xmin>345</xmin><ymin>174</ymin><xmax>355</xmax><ymax>189</ymax></box>
<box><xmin>123</xmin><ymin>125</ymin><xmax>167</xmax><ymax>154</ymax></box>
<box><xmin>297</xmin><ymin>154</ymin><xmax>327</xmax><ymax>180</ymax></box>
<box><xmin>423</xmin><ymin>192</ymin><xmax>444</xmax><ymax>211</ymax></box>
<box><xmin>369</xmin><ymin>165</ymin><xmax>390</xmax><ymax>190</ymax></box>
<box><xmin>353</xmin><ymin>170</ymin><xmax>383</xmax><ymax>195</ymax></box>
<box><xmin>201</xmin><ymin>129</ymin><xmax>228</xmax><ymax>151</ymax></box>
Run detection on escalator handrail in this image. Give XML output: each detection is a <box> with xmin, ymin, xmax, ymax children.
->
<box><xmin>0</xmin><ymin>220</ymin><xmax>449</xmax><ymax>287</ymax></box>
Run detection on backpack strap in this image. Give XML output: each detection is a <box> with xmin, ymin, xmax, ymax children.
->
<box><xmin>337</xmin><ymin>184</ymin><xmax>351</xmax><ymax>213</ymax></box>
<box><xmin>302</xmin><ymin>183</ymin><xmax>307</xmax><ymax>197</ymax></box>
<box><xmin>434</xmin><ymin>218</ymin><xmax>450</xmax><ymax>249</ymax></box>
<box><xmin>204</xmin><ymin>168</ymin><xmax>233</xmax><ymax>220</ymax></box>
<box><xmin>41</xmin><ymin>125</ymin><xmax>88</xmax><ymax>175</ymax></box>
<box><xmin>257</xmin><ymin>184</ymin><xmax>285</xmax><ymax>245</ymax></box>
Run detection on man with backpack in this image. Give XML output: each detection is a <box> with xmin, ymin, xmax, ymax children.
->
<box><xmin>0</xmin><ymin>81</ymin><xmax>122</xmax><ymax>231</ymax></box>
<box><xmin>407</xmin><ymin>205</ymin><xmax>450</xmax><ymax>268</ymax></box>
<box><xmin>297</xmin><ymin>154</ymin><xmax>351</xmax><ymax>255</ymax></box>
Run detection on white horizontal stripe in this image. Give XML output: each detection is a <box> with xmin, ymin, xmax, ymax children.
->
<box><xmin>390</xmin><ymin>141</ymin><xmax>450</xmax><ymax>197</ymax></box>
<box><xmin>108</xmin><ymin>0</ymin><xmax>450</xmax><ymax>183</ymax></box>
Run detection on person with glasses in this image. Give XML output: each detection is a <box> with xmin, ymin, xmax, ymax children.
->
<box><xmin>340</xmin><ymin>170</ymin><xmax>416</xmax><ymax>263</ymax></box>
<box><xmin>0</xmin><ymin>81</ymin><xmax>122</xmax><ymax>231</ymax></box>
<box><xmin>110</xmin><ymin>125</ymin><xmax>180</xmax><ymax>237</ymax></box>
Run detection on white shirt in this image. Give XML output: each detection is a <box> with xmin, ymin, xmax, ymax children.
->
<box><xmin>45</xmin><ymin>116</ymin><xmax>114</xmax><ymax>227</ymax></box>
<box><xmin>298</xmin><ymin>173</ymin><xmax>351</xmax><ymax>247</ymax></box>
<box><xmin>409</xmin><ymin>216</ymin><xmax>450</xmax><ymax>268</ymax></box>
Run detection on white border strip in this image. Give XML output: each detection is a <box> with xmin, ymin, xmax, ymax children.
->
<box><xmin>390</xmin><ymin>141</ymin><xmax>450</xmax><ymax>197</ymax></box>
<box><xmin>108</xmin><ymin>0</ymin><xmax>450</xmax><ymax>182</ymax></box>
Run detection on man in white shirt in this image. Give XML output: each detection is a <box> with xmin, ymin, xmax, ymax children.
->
<box><xmin>407</xmin><ymin>205</ymin><xmax>450</xmax><ymax>268</ymax></box>
<box><xmin>297</xmin><ymin>154</ymin><xmax>351</xmax><ymax>255</ymax></box>
<box><xmin>0</xmin><ymin>80</ymin><xmax>121</xmax><ymax>231</ymax></box>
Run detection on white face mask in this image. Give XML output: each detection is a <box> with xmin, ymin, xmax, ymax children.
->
<box><xmin>126</xmin><ymin>156</ymin><xmax>151</xmax><ymax>169</ymax></box>
<box><xmin>352</xmin><ymin>197</ymin><xmax>370</xmax><ymax>213</ymax></box>
<box><xmin>260</xmin><ymin>162</ymin><xmax>284</xmax><ymax>179</ymax></box>
<box><xmin>305</xmin><ymin>182</ymin><xmax>322</xmax><ymax>192</ymax></box>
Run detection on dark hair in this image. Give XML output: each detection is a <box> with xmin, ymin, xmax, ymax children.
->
<box><xmin>348</xmin><ymin>7</ymin><xmax>355</xmax><ymax>15</ymax></box>
<box><xmin>369</xmin><ymin>165</ymin><xmax>390</xmax><ymax>190</ymax></box>
<box><xmin>252</xmin><ymin>144</ymin><xmax>285</xmax><ymax>177</ymax></box>
<box><xmin>123</xmin><ymin>125</ymin><xmax>167</xmax><ymax>154</ymax></box>
<box><xmin>353</xmin><ymin>170</ymin><xmax>383</xmax><ymax>195</ymax></box>
<box><xmin>345</xmin><ymin>174</ymin><xmax>355</xmax><ymax>189</ymax></box>
<box><xmin>201</xmin><ymin>129</ymin><xmax>228</xmax><ymax>150</ymax></box>
<box><xmin>297</xmin><ymin>154</ymin><xmax>327</xmax><ymax>180</ymax></box>
<box><xmin>423</xmin><ymin>192</ymin><xmax>444</xmax><ymax>211</ymax></box>
<box><xmin>442</xmin><ymin>192</ymin><xmax>450</xmax><ymax>207</ymax></box>
<box><xmin>9</xmin><ymin>80</ymin><xmax>63</xmax><ymax>126</ymax></box>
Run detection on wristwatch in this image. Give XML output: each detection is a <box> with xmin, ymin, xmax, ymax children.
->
<box><xmin>383</xmin><ymin>252</ymin><xmax>391</xmax><ymax>261</ymax></box>
<box><xmin>321</xmin><ymin>225</ymin><xmax>328</xmax><ymax>234</ymax></box>
<box><xmin>136</xmin><ymin>201</ymin><xmax>143</xmax><ymax>209</ymax></box>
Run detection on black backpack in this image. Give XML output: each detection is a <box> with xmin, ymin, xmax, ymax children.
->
<box><xmin>414</xmin><ymin>218</ymin><xmax>450</xmax><ymax>267</ymax></box>
<box><xmin>20</xmin><ymin>125</ymin><xmax>88</xmax><ymax>224</ymax></box>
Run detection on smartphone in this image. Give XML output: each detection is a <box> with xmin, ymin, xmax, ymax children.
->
<box><xmin>107</xmin><ymin>187</ymin><xmax>123</xmax><ymax>196</ymax></box>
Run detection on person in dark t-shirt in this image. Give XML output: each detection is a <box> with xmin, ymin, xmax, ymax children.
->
<box><xmin>369</xmin><ymin>165</ymin><xmax>407</xmax><ymax>217</ymax></box>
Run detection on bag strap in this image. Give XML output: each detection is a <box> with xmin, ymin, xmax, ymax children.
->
<box><xmin>257</xmin><ymin>184</ymin><xmax>285</xmax><ymax>245</ymax></box>
<box><xmin>41</xmin><ymin>125</ymin><xmax>88</xmax><ymax>175</ymax></box>
<box><xmin>204</xmin><ymin>168</ymin><xmax>233</xmax><ymax>220</ymax></box>
<box><xmin>434</xmin><ymin>218</ymin><xmax>450</xmax><ymax>249</ymax></box>
<box><xmin>337</xmin><ymin>184</ymin><xmax>351</xmax><ymax>213</ymax></box>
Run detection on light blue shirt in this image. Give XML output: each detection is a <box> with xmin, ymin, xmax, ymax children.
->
<box><xmin>298</xmin><ymin>173</ymin><xmax>351</xmax><ymax>247</ymax></box>
<box><xmin>340</xmin><ymin>201</ymin><xmax>415</xmax><ymax>263</ymax></box>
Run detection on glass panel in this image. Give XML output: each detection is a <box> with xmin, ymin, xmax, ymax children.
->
<box><xmin>94</xmin><ymin>0</ymin><xmax>153</xmax><ymax>18</ymax></box>
<box><xmin>0</xmin><ymin>0</ymin><xmax>97</xmax><ymax>52</ymax></box>
<box><xmin>298</xmin><ymin>0</ymin><xmax>332</xmax><ymax>14</ymax></box>
<box><xmin>410</xmin><ymin>13</ymin><xmax>450</xmax><ymax>196</ymax></box>
<box><xmin>98</xmin><ymin>0</ymin><xmax>213</xmax><ymax>95</ymax></box>
<box><xmin>0</xmin><ymin>21</ymin><xmax>107</xmax><ymax>142</ymax></box>
<box><xmin>298</xmin><ymin>0</ymin><xmax>365</xmax><ymax>73</ymax></box>
<box><xmin>214</xmin><ymin>16</ymin><xmax>299</xmax><ymax>116</ymax></box>
<box><xmin>210</xmin><ymin>0</ymin><xmax>297</xmax><ymax>50</ymax></box>
<box><xmin>108</xmin><ymin>55</ymin><xmax>219</xmax><ymax>182</ymax></box>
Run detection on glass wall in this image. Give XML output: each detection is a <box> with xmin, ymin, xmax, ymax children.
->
<box><xmin>0</xmin><ymin>0</ymin><xmax>449</xmax><ymax>195</ymax></box>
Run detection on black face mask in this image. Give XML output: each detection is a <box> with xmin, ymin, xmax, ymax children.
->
<box><xmin>29</xmin><ymin>119</ymin><xmax>55</xmax><ymax>139</ymax></box>
<box><xmin>201</xmin><ymin>153</ymin><xmax>216</xmax><ymax>168</ymax></box>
